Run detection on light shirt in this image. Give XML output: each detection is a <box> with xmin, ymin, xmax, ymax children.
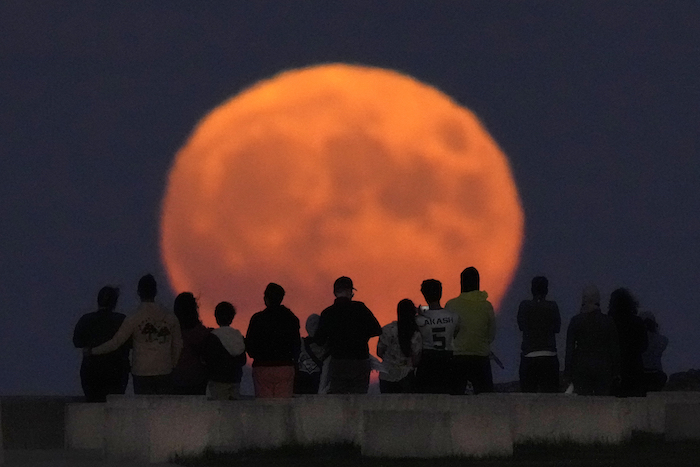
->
<box><xmin>377</xmin><ymin>321</ymin><xmax>422</xmax><ymax>382</ymax></box>
<box><xmin>415</xmin><ymin>308</ymin><xmax>459</xmax><ymax>351</ymax></box>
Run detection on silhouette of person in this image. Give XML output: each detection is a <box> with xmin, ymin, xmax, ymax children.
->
<box><xmin>377</xmin><ymin>299</ymin><xmax>422</xmax><ymax>393</ymax></box>
<box><xmin>445</xmin><ymin>267</ymin><xmax>496</xmax><ymax>394</ymax></box>
<box><xmin>73</xmin><ymin>286</ymin><xmax>131</xmax><ymax>402</ymax></box>
<box><xmin>87</xmin><ymin>274</ymin><xmax>183</xmax><ymax>395</ymax></box>
<box><xmin>245</xmin><ymin>283</ymin><xmax>301</xmax><ymax>398</ymax></box>
<box><xmin>639</xmin><ymin>310</ymin><xmax>668</xmax><ymax>392</ymax></box>
<box><xmin>172</xmin><ymin>292</ymin><xmax>211</xmax><ymax>395</ymax></box>
<box><xmin>203</xmin><ymin>301</ymin><xmax>246</xmax><ymax>400</ymax></box>
<box><xmin>608</xmin><ymin>288</ymin><xmax>648</xmax><ymax>397</ymax></box>
<box><xmin>564</xmin><ymin>285</ymin><xmax>621</xmax><ymax>395</ymax></box>
<box><xmin>415</xmin><ymin>279</ymin><xmax>459</xmax><ymax>394</ymax></box>
<box><xmin>517</xmin><ymin>276</ymin><xmax>561</xmax><ymax>393</ymax></box>
<box><xmin>294</xmin><ymin>314</ymin><xmax>327</xmax><ymax>395</ymax></box>
<box><xmin>315</xmin><ymin>276</ymin><xmax>381</xmax><ymax>394</ymax></box>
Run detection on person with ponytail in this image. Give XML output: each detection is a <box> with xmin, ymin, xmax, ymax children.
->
<box><xmin>377</xmin><ymin>299</ymin><xmax>422</xmax><ymax>393</ymax></box>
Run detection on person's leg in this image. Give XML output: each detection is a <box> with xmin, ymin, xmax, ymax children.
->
<box><xmin>540</xmin><ymin>356</ymin><xmax>560</xmax><ymax>393</ymax></box>
<box><xmin>329</xmin><ymin>359</ymin><xmax>351</xmax><ymax>394</ymax></box>
<box><xmin>252</xmin><ymin>367</ymin><xmax>275</xmax><ymax>398</ymax></box>
<box><xmin>467</xmin><ymin>356</ymin><xmax>493</xmax><ymax>394</ymax></box>
<box><xmin>380</xmin><ymin>379</ymin><xmax>402</xmax><ymax>393</ymax></box>
<box><xmin>449</xmin><ymin>356</ymin><xmax>470</xmax><ymax>395</ymax></box>
<box><xmin>133</xmin><ymin>375</ymin><xmax>153</xmax><ymax>395</ymax></box>
<box><xmin>208</xmin><ymin>380</ymin><xmax>230</xmax><ymax>400</ymax></box>
<box><xmin>346</xmin><ymin>359</ymin><xmax>371</xmax><ymax>394</ymax></box>
<box><xmin>154</xmin><ymin>374</ymin><xmax>174</xmax><ymax>395</ymax></box>
<box><xmin>519</xmin><ymin>357</ymin><xmax>536</xmax><ymax>393</ymax></box>
<box><xmin>272</xmin><ymin>366</ymin><xmax>295</xmax><ymax>398</ymax></box>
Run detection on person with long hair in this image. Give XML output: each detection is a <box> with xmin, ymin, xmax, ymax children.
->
<box><xmin>172</xmin><ymin>292</ymin><xmax>211</xmax><ymax>395</ymax></box>
<box><xmin>377</xmin><ymin>299</ymin><xmax>422</xmax><ymax>393</ymax></box>
<box><xmin>608</xmin><ymin>288</ymin><xmax>648</xmax><ymax>397</ymax></box>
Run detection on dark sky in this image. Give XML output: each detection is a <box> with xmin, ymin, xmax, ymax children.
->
<box><xmin>1</xmin><ymin>2</ymin><xmax>699</xmax><ymax>394</ymax></box>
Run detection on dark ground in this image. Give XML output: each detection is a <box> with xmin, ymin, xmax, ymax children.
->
<box><xmin>172</xmin><ymin>434</ymin><xmax>700</xmax><ymax>467</ymax></box>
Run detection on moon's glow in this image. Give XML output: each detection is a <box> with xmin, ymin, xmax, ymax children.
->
<box><xmin>161</xmin><ymin>64</ymin><xmax>524</xmax><ymax>330</ymax></box>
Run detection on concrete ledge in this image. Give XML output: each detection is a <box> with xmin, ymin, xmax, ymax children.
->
<box><xmin>665</xmin><ymin>403</ymin><xmax>700</xmax><ymax>440</ymax></box>
<box><xmin>65</xmin><ymin>403</ymin><xmax>105</xmax><ymax>451</ymax></box>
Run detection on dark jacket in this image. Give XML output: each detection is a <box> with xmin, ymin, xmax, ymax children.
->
<box><xmin>203</xmin><ymin>333</ymin><xmax>247</xmax><ymax>383</ymax></box>
<box><xmin>73</xmin><ymin>310</ymin><xmax>130</xmax><ymax>372</ymax></box>
<box><xmin>172</xmin><ymin>323</ymin><xmax>210</xmax><ymax>387</ymax></box>
<box><xmin>565</xmin><ymin>310</ymin><xmax>621</xmax><ymax>378</ymax></box>
<box><xmin>246</xmin><ymin>305</ymin><xmax>301</xmax><ymax>366</ymax></box>
<box><xmin>518</xmin><ymin>298</ymin><xmax>561</xmax><ymax>354</ymax></box>
<box><xmin>315</xmin><ymin>297</ymin><xmax>382</xmax><ymax>360</ymax></box>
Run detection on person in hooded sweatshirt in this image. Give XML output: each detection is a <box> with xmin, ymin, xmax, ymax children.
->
<box><xmin>294</xmin><ymin>313</ymin><xmax>327</xmax><ymax>394</ymax></box>
<box><xmin>564</xmin><ymin>285</ymin><xmax>621</xmax><ymax>395</ymax></box>
<box><xmin>445</xmin><ymin>267</ymin><xmax>496</xmax><ymax>394</ymax></box>
<box><xmin>203</xmin><ymin>301</ymin><xmax>246</xmax><ymax>400</ymax></box>
<box><xmin>245</xmin><ymin>283</ymin><xmax>301</xmax><ymax>398</ymax></box>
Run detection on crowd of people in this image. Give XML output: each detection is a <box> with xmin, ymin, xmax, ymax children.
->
<box><xmin>73</xmin><ymin>268</ymin><xmax>668</xmax><ymax>402</ymax></box>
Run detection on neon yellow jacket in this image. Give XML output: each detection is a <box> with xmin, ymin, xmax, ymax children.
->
<box><xmin>445</xmin><ymin>291</ymin><xmax>495</xmax><ymax>356</ymax></box>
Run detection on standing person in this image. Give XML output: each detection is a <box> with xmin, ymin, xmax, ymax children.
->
<box><xmin>415</xmin><ymin>279</ymin><xmax>459</xmax><ymax>394</ymax></box>
<box><xmin>87</xmin><ymin>274</ymin><xmax>183</xmax><ymax>395</ymax></box>
<box><xmin>608</xmin><ymin>288</ymin><xmax>648</xmax><ymax>397</ymax></box>
<box><xmin>564</xmin><ymin>285</ymin><xmax>621</xmax><ymax>396</ymax></box>
<box><xmin>172</xmin><ymin>292</ymin><xmax>211</xmax><ymax>395</ymax></box>
<box><xmin>204</xmin><ymin>301</ymin><xmax>246</xmax><ymax>400</ymax></box>
<box><xmin>315</xmin><ymin>276</ymin><xmax>382</xmax><ymax>394</ymax></box>
<box><xmin>445</xmin><ymin>267</ymin><xmax>496</xmax><ymax>394</ymax></box>
<box><xmin>73</xmin><ymin>286</ymin><xmax>131</xmax><ymax>402</ymax></box>
<box><xmin>245</xmin><ymin>283</ymin><xmax>301</xmax><ymax>398</ymax></box>
<box><xmin>639</xmin><ymin>311</ymin><xmax>669</xmax><ymax>392</ymax></box>
<box><xmin>517</xmin><ymin>276</ymin><xmax>561</xmax><ymax>393</ymax></box>
<box><xmin>294</xmin><ymin>314</ymin><xmax>327</xmax><ymax>395</ymax></box>
<box><xmin>377</xmin><ymin>299</ymin><xmax>423</xmax><ymax>393</ymax></box>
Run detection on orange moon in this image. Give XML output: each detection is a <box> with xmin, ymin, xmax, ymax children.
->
<box><xmin>160</xmin><ymin>63</ymin><xmax>524</xmax><ymax>331</ymax></box>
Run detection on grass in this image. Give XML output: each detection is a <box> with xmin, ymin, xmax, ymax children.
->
<box><xmin>171</xmin><ymin>433</ymin><xmax>700</xmax><ymax>467</ymax></box>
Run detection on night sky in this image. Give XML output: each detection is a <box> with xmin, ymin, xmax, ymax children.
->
<box><xmin>2</xmin><ymin>2</ymin><xmax>699</xmax><ymax>395</ymax></box>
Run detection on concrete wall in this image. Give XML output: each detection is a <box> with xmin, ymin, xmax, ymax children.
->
<box><xmin>60</xmin><ymin>392</ymin><xmax>700</xmax><ymax>462</ymax></box>
<box><xmin>665</xmin><ymin>403</ymin><xmax>700</xmax><ymax>440</ymax></box>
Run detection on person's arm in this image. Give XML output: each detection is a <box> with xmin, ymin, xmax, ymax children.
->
<box><xmin>314</xmin><ymin>313</ymin><xmax>328</xmax><ymax>347</ymax></box>
<box><xmin>517</xmin><ymin>301</ymin><xmax>526</xmax><ymax>332</ymax></box>
<box><xmin>609</xmin><ymin>319</ymin><xmax>621</xmax><ymax>378</ymax></box>
<box><xmin>245</xmin><ymin>316</ymin><xmax>258</xmax><ymax>359</ymax></box>
<box><xmin>366</xmin><ymin>306</ymin><xmax>382</xmax><ymax>338</ymax></box>
<box><xmin>411</xmin><ymin>331</ymin><xmax>422</xmax><ymax>367</ymax></box>
<box><xmin>292</xmin><ymin>317</ymin><xmax>302</xmax><ymax>360</ymax></box>
<box><xmin>553</xmin><ymin>303</ymin><xmax>561</xmax><ymax>334</ymax></box>
<box><xmin>92</xmin><ymin>317</ymin><xmax>133</xmax><ymax>355</ymax></box>
<box><xmin>487</xmin><ymin>306</ymin><xmax>496</xmax><ymax>344</ymax></box>
<box><xmin>376</xmin><ymin>328</ymin><xmax>388</xmax><ymax>359</ymax></box>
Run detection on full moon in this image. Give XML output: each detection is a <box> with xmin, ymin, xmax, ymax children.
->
<box><xmin>160</xmin><ymin>64</ymin><xmax>524</xmax><ymax>331</ymax></box>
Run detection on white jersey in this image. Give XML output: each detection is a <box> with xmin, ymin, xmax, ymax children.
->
<box><xmin>416</xmin><ymin>308</ymin><xmax>459</xmax><ymax>351</ymax></box>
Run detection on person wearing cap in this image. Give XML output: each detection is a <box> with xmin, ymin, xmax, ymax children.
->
<box><xmin>86</xmin><ymin>274</ymin><xmax>183</xmax><ymax>395</ymax></box>
<box><xmin>245</xmin><ymin>283</ymin><xmax>301</xmax><ymax>398</ymax></box>
<box><xmin>564</xmin><ymin>285</ymin><xmax>621</xmax><ymax>395</ymax></box>
<box><xmin>315</xmin><ymin>276</ymin><xmax>382</xmax><ymax>394</ymax></box>
<box><xmin>73</xmin><ymin>285</ymin><xmax>131</xmax><ymax>402</ymax></box>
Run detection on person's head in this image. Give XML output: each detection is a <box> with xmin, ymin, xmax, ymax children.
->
<box><xmin>420</xmin><ymin>279</ymin><xmax>442</xmax><ymax>304</ymax></box>
<box><xmin>608</xmin><ymin>287</ymin><xmax>638</xmax><ymax>319</ymax></box>
<box><xmin>639</xmin><ymin>310</ymin><xmax>658</xmax><ymax>333</ymax></box>
<box><xmin>137</xmin><ymin>274</ymin><xmax>157</xmax><ymax>302</ymax></box>
<box><xmin>97</xmin><ymin>286</ymin><xmax>120</xmax><ymax>311</ymax></box>
<box><xmin>214</xmin><ymin>301</ymin><xmax>236</xmax><ymax>327</ymax></box>
<box><xmin>305</xmin><ymin>313</ymin><xmax>321</xmax><ymax>338</ymax></box>
<box><xmin>264</xmin><ymin>282</ymin><xmax>285</xmax><ymax>307</ymax></box>
<box><xmin>580</xmin><ymin>284</ymin><xmax>600</xmax><ymax>313</ymax></box>
<box><xmin>531</xmin><ymin>276</ymin><xmax>548</xmax><ymax>298</ymax></box>
<box><xmin>397</xmin><ymin>298</ymin><xmax>417</xmax><ymax>322</ymax></box>
<box><xmin>460</xmin><ymin>267</ymin><xmax>480</xmax><ymax>293</ymax></box>
<box><xmin>333</xmin><ymin>276</ymin><xmax>356</xmax><ymax>298</ymax></box>
<box><xmin>173</xmin><ymin>292</ymin><xmax>201</xmax><ymax>330</ymax></box>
